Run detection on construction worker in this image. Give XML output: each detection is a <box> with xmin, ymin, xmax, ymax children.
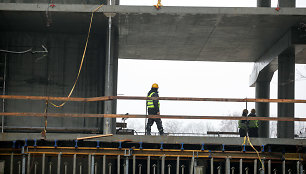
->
<box><xmin>248</xmin><ymin>109</ymin><xmax>258</xmax><ymax>137</ymax></box>
<box><xmin>238</xmin><ymin>109</ymin><xmax>248</xmax><ymax>137</ymax></box>
<box><xmin>146</xmin><ymin>83</ymin><xmax>164</xmax><ymax>135</ymax></box>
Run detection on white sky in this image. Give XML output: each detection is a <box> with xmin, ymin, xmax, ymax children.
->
<box><xmin>116</xmin><ymin>0</ymin><xmax>306</xmax><ymax>135</ymax></box>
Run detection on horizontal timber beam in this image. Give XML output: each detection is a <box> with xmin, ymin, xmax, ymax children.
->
<box><xmin>1</xmin><ymin>95</ymin><xmax>306</xmax><ymax>103</ymax></box>
<box><xmin>1</xmin><ymin>112</ymin><xmax>306</xmax><ymax>122</ymax></box>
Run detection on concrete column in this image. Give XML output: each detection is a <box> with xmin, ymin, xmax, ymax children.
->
<box><xmin>256</xmin><ymin>81</ymin><xmax>270</xmax><ymax>138</ymax></box>
<box><xmin>277</xmin><ymin>47</ymin><xmax>295</xmax><ymax>138</ymax></box>
<box><xmin>103</xmin><ymin>13</ymin><xmax>119</xmax><ymax>134</ymax></box>
<box><xmin>279</xmin><ymin>0</ymin><xmax>295</xmax><ymax>7</ymax></box>
<box><xmin>257</xmin><ymin>0</ymin><xmax>271</xmax><ymax>7</ymax></box>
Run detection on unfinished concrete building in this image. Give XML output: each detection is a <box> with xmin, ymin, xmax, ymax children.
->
<box><xmin>0</xmin><ymin>0</ymin><xmax>306</xmax><ymax>173</ymax></box>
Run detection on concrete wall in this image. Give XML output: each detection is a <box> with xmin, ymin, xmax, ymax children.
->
<box><xmin>0</xmin><ymin>31</ymin><xmax>106</xmax><ymax>131</ymax></box>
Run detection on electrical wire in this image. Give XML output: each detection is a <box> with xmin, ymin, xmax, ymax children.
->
<box><xmin>242</xmin><ymin>136</ymin><xmax>264</xmax><ymax>170</ymax></box>
<box><xmin>0</xmin><ymin>48</ymin><xmax>32</xmax><ymax>54</ymax></box>
<box><xmin>50</xmin><ymin>4</ymin><xmax>104</xmax><ymax>108</ymax></box>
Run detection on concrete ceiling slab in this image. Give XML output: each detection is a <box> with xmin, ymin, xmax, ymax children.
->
<box><xmin>1</xmin><ymin>4</ymin><xmax>306</xmax><ymax>62</ymax></box>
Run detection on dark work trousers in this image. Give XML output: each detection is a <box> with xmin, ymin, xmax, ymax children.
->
<box><xmin>146</xmin><ymin>118</ymin><xmax>164</xmax><ymax>135</ymax></box>
<box><xmin>146</xmin><ymin>108</ymin><xmax>163</xmax><ymax>135</ymax></box>
<box><xmin>239</xmin><ymin>128</ymin><xmax>247</xmax><ymax>137</ymax></box>
<box><xmin>248</xmin><ymin>127</ymin><xmax>258</xmax><ymax>137</ymax></box>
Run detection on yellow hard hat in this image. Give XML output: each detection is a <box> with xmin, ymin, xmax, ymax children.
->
<box><xmin>152</xmin><ymin>83</ymin><xmax>159</xmax><ymax>88</ymax></box>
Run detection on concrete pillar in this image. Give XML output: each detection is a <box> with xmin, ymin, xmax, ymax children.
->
<box><xmin>257</xmin><ymin>0</ymin><xmax>271</xmax><ymax>7</ymax></box>
<box><xmin>279</xmin><ymin>0</ymin><xmax>295</xmax><ymax>7</ymax></box>
<box><xmin>103</xmin><ymin>13</ymin><xmax>119</xmax><ymax>134</ymax></box>
<box><xmin>277</xmin><ymin>47</ymin><xmax>295</xmax><ymax>138</ymax></box>
<box><xmin>256</xmin><ymin>81</ymin><xmax>270</xmax><ymax>138</ymax></box>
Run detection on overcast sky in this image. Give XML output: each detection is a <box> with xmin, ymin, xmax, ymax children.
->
<box><xmin>116</xmin><ymin>0</ymin><xmax>306</xmax><ymax>135</ymax></box>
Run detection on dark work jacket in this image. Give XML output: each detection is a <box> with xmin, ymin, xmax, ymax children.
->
<box><xmin>147</xmin><ymin>88</ymin><xmax>159</xmax><ymax>114</ymax></box>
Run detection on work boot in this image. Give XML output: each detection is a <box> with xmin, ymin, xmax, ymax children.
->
<box><xmin>159</xmin><ymin>129</ymin><xmax>164</xmax><ymax>136</ymax></box>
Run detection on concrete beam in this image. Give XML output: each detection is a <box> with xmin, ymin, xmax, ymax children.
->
<box><xmin>1</xmin><ymin>3</ymin><xmax>306</xmax><ymax>15</ymax></box>
<box><xmin>249</xmin><ymin>30</ymin><xmax>292</xmax><ymax>87</ymax></box>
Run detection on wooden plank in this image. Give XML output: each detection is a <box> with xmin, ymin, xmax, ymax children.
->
<box><xmin>0</xmin><ymin>95</ymin><xmax>306</xmax><ymax>103</ymax></box>
<box><xmin>77</xmin><ymin>134</ymin><xmax>113</xmax><ymax>141</ymax></box>
<box><xmin>1</xmin><ymin>112</ymin><xmax>306</xmax><ymax>122</ymax></box>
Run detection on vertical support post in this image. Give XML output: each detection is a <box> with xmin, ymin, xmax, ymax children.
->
<box><xmin>231</xmin><ymin>167</ymin><xmax>235</xmax><ymax>174</ymax></box>
<box><xmin>147</xmin><ymin>156</ymin><xmax>150</xmax><ymax>174</ymax></box>
<box><xmin>91</xmin><ymin>155</ymin><xmax>95</xmax><ymax>174</ymax></box>
<box><xmin>64</xmin><ymin>162</ymin><xmax>68</xmax><ymax>174</ymax></box>
<box><xmin>133</xmin><ymin>155</ymin><xmax>136</xmax><ymax>174</ymax></box>
<box><xmin>210</xmin><ymin>158</ymin><xmax>213</xmax><ymax>174</ymax></box>
<box><xmin>254</xmin><ymin>159</ymin><xmax>258</xmax><ymax>174</ymax></box>
<box><xmin>79</xmin><ymin>162</ymin><xmax>83</xmax><ymax>174</ymax></box>
<box><xmin>10</xmin><ymin>153</ymin><xmax>13</xmax><ymax>174</ymax></box>
<box><xmin>278</xmin><ymin>47</ymin><xmax>295</xmax><ymax>138</ymax></box>
<box><xmin>125</xmin><ymin>157</ymin><xmax>129</xmax><ymax>174</ymax></box>
<box><xmin>298</xmin><ymin>161</ymin><xmax>300</xmax><ymax>174</ymax></box>
<box><xmin>22</xmin><ymin>147</ymin><xmax>26</xmax><ymax>174</ymax></box>
<box><xmin>268</xmin><ymin>160</ymin><xmax>271</xmax><ymax>174</ymax></box>
<box><xmin>300</xmin><ymin>163</ymin><xmax>303</xmax><ymax>174</ymax></box>
<box><xmin>27</xmin><ymin>154</ymin><xmax>31</xmax><ymax>174</ymax></box>
<box><xmin>103</xmin><ymin>155</ymin><xmax>106</xmax><ymax>174</ymax></box>
<box><xmin>57</xmin><ymin>152</ymin><xmax>61</xmax><ymax>174</ymax></box>
<box><xmin>217</xmin><ymin>166</ymin><xmax>221</xmax><ymax>174</ymax></box>
<box><xmin>88</xmin><ymin>154</ymin><xmax>91</xmax><ymax>174</ymax></box>
<box><xmin>176</xmin><ymin>156</ymin><xmax>179</xmax><ymax>174</ymax></box>
<box><xmin>161</xmin><ymin>156</ymin><xmax>165</xmax><ymax>174</ymax></box>
<box><xmin>138</xmin><ymin>164</ymin><xmax>142</xmax><ymax>174</ymax></box>
<box><xmin>240</xmin><ymin>159</ymin><xmax>243</xmax><ymax>174</ymax></box>
<box><xmin>42</xmin><ymin>153</ymin><xmax>45</xmax><ymax>174</ymax></box>
<box><xmin>118</xmin><ymin>155</ymin><xmax>121</xmax><ymax>174</ymax></box>
<box><xmin>34</xmin><ymin>161</ymin><xmax>38</xmax><ymax>174</ymax></box>
<box><xmin>167</xmin><ymin>164</ymin><xmax>171</xmax><ymax>174</ymax></box>
<box><xmin>181</xmin><ymin>165</ymin><xmax>185</xmax><ymax>174</ymax></box>
<box><xmin>153</xmin><ymin>164</ymin><xmax>156</xmax><ymax>174</ymax></box>
<box><xmin>282</xmin><ymin>160</ymin><xmax>286</xmax><ymax>174</ymax></box>
<box><xmin>18</xmin><ymin>161</ymin><xmax>21</xmax><ymax>174</ymax></box>
<box><xmin>103</xmin><ymin>11</ymin><xmax>118</xmax><ymax>134</ymax></box>
<box><xmin>49</xmin><ymin>162</ymin><xmax>52</xmax><ymax>174</ymax></box>
<box><xmin>73</xmin><ymin>154</ymin><xmax>76</xmax><ymax>174</ymax></box>
<box><xmin>190</xmin><ymin>156</ymin><xmax>194</xmax><ymax>174</ymax></box>
<box><xmin>225</xmin><ymin>157</ymin><xmax>230</xmax><ymax>174</ymax></box>
<box><xmin>108</xmin><ymin>163</ymin><xmax>112</xmax><ymax>174</ymax></box>
<box><xmin>245</xmin><ymin>167</ymin><xmax>249</xmax><ymax>174</ymax></box>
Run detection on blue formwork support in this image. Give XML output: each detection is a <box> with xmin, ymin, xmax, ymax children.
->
<box><xmin>12</xmin><ymin>141</ymin><xmax>16</xmax><ymax>148</ymax></box>
<box><xmin>160</xmin><ymin>142</ymin><xmax>164</xmax><ymax>150</ymax></box>
<box><xmin>75</xmin><ymin>140</ymin><xmax>78</xmax><ymax>148</ymax></box>
<box><xmin>54</xmin><ymin>139</ymin><xmax>57</xmax><ymax>148</ymax></box>
<box><xmin>118</xmin><ymin>141</ymin><xmax>122</xmax><ymax>149</ymax></box>
<box><xmin>139</xmin><ymin>142</ymin><xmax>143</xmax><ymax>150</ymax></box>
<box><xmin>209</xmin><ymin>150</ymin><xmax>212</xmax><ymax>158</ymax></box>
<box><xmin>96</xmin><ymin>141</ymin><xmax>100</xmax><ymax>148</ymax></box>
<box><xmin>201</xmin><ymin>143</ymin><xmax>205</xmax><ymax>151</ymax></box>
<box><xmin>180</xmin><ymin>143</ymin><xmax>184</xmax><ymax>151</ymax></box>
<box><xmin>242</xmin><ymin>145</ymin><xmax>246</xmax><ymax>152</ymax></box>
<box><xmin>222</xmin><ymin>144</ymin><xmax>225</xmax><ymax>152</ymax></box>
<box><xmin>34</xmin><ymin>139</ymin><xmax>37</xmax><ymax>147</ymax></box>
<box><xmin>261</xmin><ymin>145</ymin><xmax>265</xmax><ymax>152</ymax></box>
<box><xmin>24</xmin><ymin>139</ymin><xmax>28</xmax><ymax>147</ymax></box>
